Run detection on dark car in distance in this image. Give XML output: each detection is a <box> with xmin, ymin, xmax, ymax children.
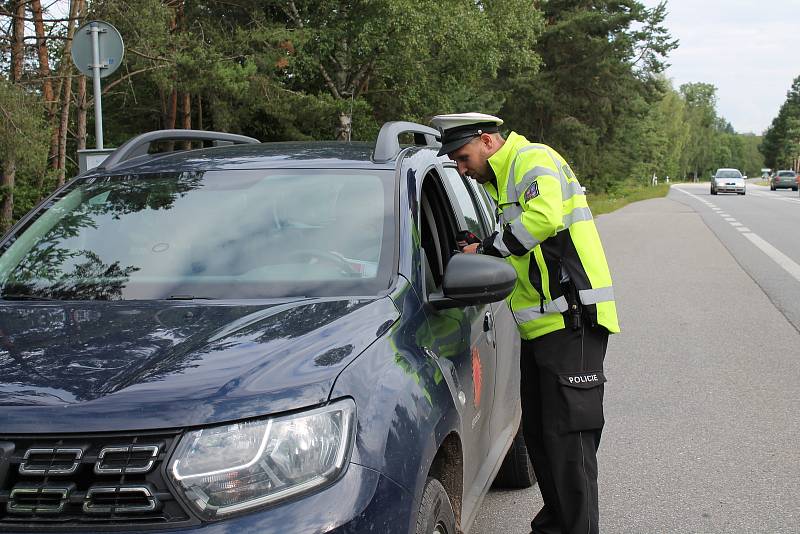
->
<box><xmin>0</xmin><ymin>124</ymin><xmax>535</xmax><ymax>533</ymax></box>
<box><xmin>770</xmin><ymin>170</ymin><xmax>798</xmax><ymax>191</ymax></box>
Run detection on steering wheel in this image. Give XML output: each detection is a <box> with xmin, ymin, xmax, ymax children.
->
<box><xmin>285</xmin><ymin>249</ymin><xmax>358</xmax><ymax>275</ymax></box>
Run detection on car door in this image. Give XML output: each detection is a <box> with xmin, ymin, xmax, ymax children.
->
<box><xmin>441</xmin><ymin>168</ymin><xmax>521</xmax><ymax>454</ymax></box>
<box><xmin>417</xmin><ymin>167</ymin><xmax>498</xmax><ymax>498</ymax></box>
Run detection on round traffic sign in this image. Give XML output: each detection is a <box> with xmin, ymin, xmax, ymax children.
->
<box><xmin>71</xmin><ymin>21</ymin><xmax>124</xmax><ymax>78</ymax></box>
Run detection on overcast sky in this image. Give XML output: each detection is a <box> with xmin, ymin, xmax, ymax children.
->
<box><xmin>643</xmin><ymin>0</ymin><xmax>799</xmax><ymax>134</ymax></box>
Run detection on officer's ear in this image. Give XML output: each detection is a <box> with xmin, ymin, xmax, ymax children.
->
<box><xmin>478</xmin><ymin>133</ymin><xmax>495</xmax><ymax>151</ymax></box>
<box><xmin>479</xmin><ymin>132</ymin><xmax>502</xmax><ymax>154</ymax></box>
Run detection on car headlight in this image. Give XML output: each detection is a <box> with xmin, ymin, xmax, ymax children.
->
<box><xmin>168</xmin><ymin>398</ymin><xmax>355</xmax><ymax>519</ymax></box>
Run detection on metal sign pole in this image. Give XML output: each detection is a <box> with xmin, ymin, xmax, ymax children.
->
<box><xmin>90</xmin><ymin>22</ymin><xmax>104</xmax><ymax>150</ymax></box>
<box><xmin>73</xmin><ymin>20</ymin><xmax>123</xmax><ymax>171</ymax></box>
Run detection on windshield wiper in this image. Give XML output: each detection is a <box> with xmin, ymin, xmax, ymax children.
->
<box><xmin>166</xmin><ymin>295</ymin><xmax>216</xmax><ymax>300</ymax></box>
<box><xmin>1</xmin><ymin>293</ymin><xmax>59</xmax><ymax>301</ymax></box>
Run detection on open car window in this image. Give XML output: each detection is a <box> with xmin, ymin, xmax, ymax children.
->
<box><xmin>419</xmin><ymin>170</ymin><xmax>460</xmax><ymax>296</ymax></box>
<box><xmin>442</xmin><ymin>167</ymin><xmax>490</xmax><ymax>239</ymax></box>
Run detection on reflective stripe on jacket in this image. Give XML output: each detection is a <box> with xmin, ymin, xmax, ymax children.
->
<box><xmin>482</xmin><ymin>132</ymin><xmax>620</xmax><ymax>340</ymax></box>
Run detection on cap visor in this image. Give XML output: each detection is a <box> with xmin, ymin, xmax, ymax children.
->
<box><xmin>437</xmin><ymin>136</ymin><xmax>473</xmax><ymax>157</ymax></box>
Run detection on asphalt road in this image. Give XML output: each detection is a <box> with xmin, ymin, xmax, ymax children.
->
<box><xmin>671</xmin><ymin>182</ymin><xmax>800</xmax><ymax>331</ymax></box>
<box><xmin>471</xmin><ymin>184</ymin><xmax>800</xmax><ymax>533</ymax></box>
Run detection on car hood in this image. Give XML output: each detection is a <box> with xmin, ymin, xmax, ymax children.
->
<box><xmin>0</xmin><ymin>297</ymin><xmax>398</xmax><ymax>433</ymax></box>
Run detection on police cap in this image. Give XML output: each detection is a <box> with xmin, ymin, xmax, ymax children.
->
<box><xmin>430</xmin><ymin>112</ymin><xmax>504</xmax><ymax>157</ymax></box>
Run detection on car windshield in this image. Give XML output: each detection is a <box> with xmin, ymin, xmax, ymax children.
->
<box><xmin>715</xmin><ymin>170</ymin><xmax>742</xmax><ymax>178</ymax></box>
<box><xmin>0</xmin><ymin>169</ymin><xmax>394</xmax><ymax>300</ymax></box>
<box><xmin>777</xmin><ymin>171</ymin><xmax>796</xmax><ymax>177</ymax></box>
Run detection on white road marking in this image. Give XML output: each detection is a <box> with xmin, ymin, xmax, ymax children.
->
<box><xmin>742</xmin><ymin>233</ymin><xmax>800</xmax><ymax>283</ymax></box>
<box><xmin>743</xmin><ymin>190</ymin><xmax>800</xmax><ymax>203</ymax></box>
<box><xmin>674</xmin><ymin>187</ymin><xmax>800</xmax><ymax>284</ymax></box>
<box><xmin>730</xmin><ymin>222</ymin><xmax>742</xmax><ymax>227</ymax></box>
<box><xmin>723</xmin><ymin>218</ymin><xmax>736</xmax><ymax>222</ymax></box>
<box><xmin>736</xmin><ymin>227</ymin><xmax>750</xmax><ymax>232</ymax></box>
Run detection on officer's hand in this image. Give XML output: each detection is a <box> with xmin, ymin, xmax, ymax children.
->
<box><xmin>456</xmin><ymin>231</ymin><xmax>480</xmax><ymax>252</ymax></box>
<box><xmin>461</xmin><ymin>243</ymin><xmax>481</xmax><ymax>254</ymax></box>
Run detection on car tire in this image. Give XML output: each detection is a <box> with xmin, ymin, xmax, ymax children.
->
<box><xmin>793</xmin><ymin>186</ymin><xmax>798</xmax><ymax>191</ymax></box>
<box><xmin>415</xmin><ymin>478</ymin><xmax>457</xmax><ymax>534</ymax></box>
<box><xmin>493</xmin><ymin>426</ymin><xmax>536</xmax><ymax>489</ymax></box>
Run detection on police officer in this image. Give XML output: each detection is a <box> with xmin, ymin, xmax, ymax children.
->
<box><xmin>431</xmin><ymin>112</ymin><xmax>620</xmax><ymax>534</ymax></box>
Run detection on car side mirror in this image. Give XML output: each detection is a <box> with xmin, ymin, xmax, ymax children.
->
<box><xmin>428</xmin><ymin>253</ymin><xmax>517</xmax><ymax>310</ymax></box>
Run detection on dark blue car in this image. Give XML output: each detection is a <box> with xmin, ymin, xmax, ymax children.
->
<box><xmin>0</xmin><ymin>124</ymin><xmax>533</xmax><ymax>533</ymax></box>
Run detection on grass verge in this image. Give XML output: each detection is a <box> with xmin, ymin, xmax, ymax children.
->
<box><xmin>587</xmin><ymin>183</ymin><xmax>671</xmax><ymax>216</ymax></box>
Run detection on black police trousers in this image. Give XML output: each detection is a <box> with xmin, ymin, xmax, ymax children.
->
<box><xmin>520</xmin><ymin>324</ymin><xmax>609</xmax><ymax>534</ymax></box>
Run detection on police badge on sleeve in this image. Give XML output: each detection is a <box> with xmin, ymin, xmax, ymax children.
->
<box><xmin>523</xmin><ymin>181</ymin><xmax>539</xmax><ymax>202</ymax></box>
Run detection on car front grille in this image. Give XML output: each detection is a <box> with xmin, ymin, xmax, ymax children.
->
<box><xmin>0</xmin><ymin>430</ymin><xmax>198</xmax><ymax>531</ymax></box>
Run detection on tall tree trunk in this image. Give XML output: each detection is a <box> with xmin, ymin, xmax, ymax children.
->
<box><xmin>57</xmin><ymin>77</ymin><xmax>74</xmax><ymax>185</ymax></box>
<box><xmin>0</xmin><ymin>161</ymin><xmax>15</xmax><ymax>233</ymax></box>
<box><xmin>181</xmin><ymin>92</ymin><xmax>191</xmax><ymax>149</ymax></box>
<box><xmin>165</xmin><ymin>89</ymin><xmax>178</xmax><ymax>128</ymax></box>
<box><xmin>76</xmin><ymin>75</ymin><xmax>87</xmax><ymax>151</ymax></box>
<box><xmin>75</xmin><ymin>0</ymin><xmax>88</xmax><ymax>151</ymax></box>
<box><xmin>11</xmin><ymin>0</ymin><xmax>25</xmax><ymax>82</ymax></box>
<box><xmin>161</xmin><ymin>88</ymin><xmax>178</xmax><ymax>151</ymax></box>
<box><xmin>2</xmin><ymin>0</ymin><xmax>26</xmax><ymax>230</ymax></box>
<box><xmin>30</xmin><ymin>0</ymin><xmax>61</xmax><ymax>170</ymax></box>
<box><xmin>56</xmin><ymin>0</ymin><xmax>83</xmax><ymax>185</ymax></box>
<box><xmin>197</xmin><ymin>95</ymin><xmax>203</xmax><ymax>131</ymax></box>
<box><xmin>182</xmin><ymin>92</ymin><xmax>191</xmax><ymax>129</ymax></box>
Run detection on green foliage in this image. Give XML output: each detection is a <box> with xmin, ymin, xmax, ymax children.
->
<box><xmin>679</xmin><ymin>82</ymin><xmax>719</xmax><ymax>179</ymax></box>
<box><xmin>761</xmin><ymin>75</ymin><xmax>800</xmax><ymax>170</ymax></box>
<box><xmin>499</xmin><ymin>0</ymin><xmax>677</xmax><ymax>191</ymax></box>
<box><xmin>587</xmin><ymin>183</ymin><xmax>670</xmax><ymax>216</ymax></box>
<box><xmin>0</xmin><ymin>0</ymin><xmax>773</xmax><ymax>229</ymax></box>
<box><xmin>0</xmin><ymin>79</ymin><xmax>53</xmax><ymax>220</ymax></box>
<box><xmin>267</xmin><ymin>0</ymin><xmax>542</xmax><ymax>137</ymax></box>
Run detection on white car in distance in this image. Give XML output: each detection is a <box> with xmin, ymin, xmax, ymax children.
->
<box><xmin>711</xmin><ymin>168</ymin><xmax>746</xmax><ymax>195</ymax></box>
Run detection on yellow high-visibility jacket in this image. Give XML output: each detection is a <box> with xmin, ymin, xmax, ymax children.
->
<box><xmin>481</xmin><ymin>132</ymin><xmax>620</xmax><ymax>340</ymax></box>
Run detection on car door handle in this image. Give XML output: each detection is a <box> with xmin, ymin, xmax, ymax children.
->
<box><xmin>483</xmin><ymin>311</ymin><xmax>496</xmax><ymax>348</ymax></box>
<box><xmin>483</xmin><ymin>312</ymin><xmax>494</xmax><ymax>332</ymax></box>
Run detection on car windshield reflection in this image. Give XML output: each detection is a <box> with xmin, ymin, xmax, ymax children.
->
<box><xmin>0</xmin><ymin>170</ymin><xmax>395</xmax><ymax>300</ymax></box>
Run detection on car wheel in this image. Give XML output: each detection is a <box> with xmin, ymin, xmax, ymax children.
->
<box><xmin>493</xmin><ymin>425</ymin><xmax>536</xmax><ymax>489</ymax></box>
<box><xmin>415</xmin><ymin>478</ymin><xmax>457</xmax><ymax>534</ymax></box>
<box><xmin>793</xmin><ymin>186</ymin><xmax>798</xmax><ymax>191</ymax></box>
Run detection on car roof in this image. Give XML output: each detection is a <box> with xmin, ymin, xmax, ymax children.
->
<box><xmin>90</xmin><ymin>141</ymin><xmax>398</xmax><ymax>174</ymax></box>
<box><xmin>81</xmin><ymin>123</ymin><xmax>443</xmax><ymax>176</ymax></box>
